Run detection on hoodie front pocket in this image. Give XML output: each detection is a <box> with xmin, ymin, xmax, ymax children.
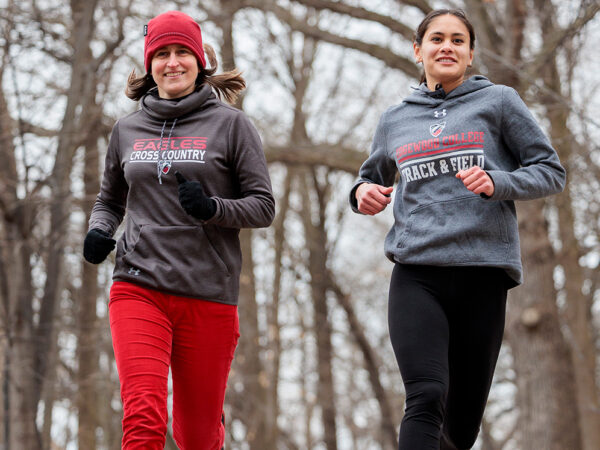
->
<box><xmin>397</xmin><ymin>196</ymin><xmax>509</xmax><ymax>264</ymax></box>
<box><xmin>119</xmin><ymin>224</ymin><xmax>230</xmax><ymax>300</ymax></box>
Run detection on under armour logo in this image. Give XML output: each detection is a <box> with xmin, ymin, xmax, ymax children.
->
<box><xmin>128</xmin><ymin>267</ymin><xmax>141</xmax><ymax>276</ymax></box>
<box><xmin>434</xmin><ymin>109</ymin><xmax>447</xmax><ymax>118</ymax></box>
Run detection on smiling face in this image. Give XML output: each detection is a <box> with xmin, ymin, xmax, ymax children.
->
<box><xmin>151</xmin><ymin>44</ymin><xmax>199</xmax><ymax>99</ymax></box>
<box><xmin>413</xmin><ymin>14</ymin><xmax>474</xmax><ymax>93</ymax></box>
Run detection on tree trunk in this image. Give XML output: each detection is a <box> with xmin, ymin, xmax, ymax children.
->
<box><xmin>536</xmin><ymin>10</ymin><xmax>600</xmax><ymax>447</ymax></box>
<box><xmin>0</xmin><ymin>12</ymin><xmax>39</xmax><ymax>446</ymax></box>
<box><xmin>8</xmin><ymin>239</ymin><xmax>39</xmax><ymax>450</ymax></box>
<box><xmin>505</xmin><ymin>200</ymin><xmax>582</xmax><ymax>449</ymax></box>
<box><xmin>231</xmin><ymin>229</ymin><xmax>269</xmax><ymax>448</ymax></box>
<box><xmin>34</xmin><ymin>0</ymin><xmax>99</xmax><ymax>402</ymax></box>
<box><xmin>265</xmin><ymin>172</ymin><xmax>293</xmax><ymax>447</ymax></box>
<box><xmin>40</xmin><ymin>343</ymin><xmax>58</xmax><ymax>450</ymax></box>
<box><xmin>300</xmin><ymin>170</ymin><xmax>338</xmax><ymax>450</ymax></box>
<box><xmin>77</xmin><ymin>106</ymin><xmax>103</xmax><ymax>449</ymax></box>
<box><xmin>329</xmin><ymin>278</ymin><xmax>398</xmax><ymax>448</ymax></box>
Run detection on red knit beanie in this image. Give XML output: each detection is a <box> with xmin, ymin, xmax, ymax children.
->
<box><xmin>144</xmin><ymin>11</ymin><xmax>206</xmax><ymax>73</ymax></box>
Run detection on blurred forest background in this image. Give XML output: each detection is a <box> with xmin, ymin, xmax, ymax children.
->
<box><xmin>1</xmin><ymin>0</ymin><xmax>599</xmax><ymax>449</ymax></box>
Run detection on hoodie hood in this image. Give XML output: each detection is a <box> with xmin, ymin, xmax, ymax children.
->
<box><xmin>404</xmin><ymin>75</ymin><xmax>494</xmax><ymax>106</ymax></box>
<box><xmin>141</xmin><ymin>84</ymin><xmax>215</xmax><ymax>120</ymax></box>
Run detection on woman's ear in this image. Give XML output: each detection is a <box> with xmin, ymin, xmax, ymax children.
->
<box><xmin>413</xmin><ymin>42</ymin><xmax>422</xmax><ymax>63</ymax></box>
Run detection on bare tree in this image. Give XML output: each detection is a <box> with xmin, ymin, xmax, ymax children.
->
<box><xmin>0</xmin><ymin>0</ymin><xmax>129</xmax><ymax>448</ymax></box>
<box><xmin>1</xmin><ymin>1</ymin><xmax>598</xmax><ymax>448</ymax></box>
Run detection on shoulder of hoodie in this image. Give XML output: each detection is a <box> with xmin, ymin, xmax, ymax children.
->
<box><xmin>376</xmin><ymin>94</ymin><xmax>424</xmax><ymax>130</ymax></box>
<box><xmin>109</xmin><ymin>107</ymin><xmax>147</xmax><ymax>131</ymax></box>
<box><xmin>462</xmin><ymin>76</ymin><xmax>518</xmax><ymax>102</ymax></box>
<box><xmin>466</xmin><ymin>82</ymin><xmax>526</xmax><ymax>113</ymax></box>
<box><xmin>377</xmin><ymin>100</ymin><xmax>411</xmax><ymax>127</ymax></box>
<box><xmin>210</xmin><ymin>97</ymin><xmax>256</xmax><ymax>124</ymax></box>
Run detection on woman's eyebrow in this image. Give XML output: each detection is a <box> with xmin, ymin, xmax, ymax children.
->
<box><xmin>429</xmin><ymin>31</ymin><xmax>467</xmax><ymax>37</ymax></box>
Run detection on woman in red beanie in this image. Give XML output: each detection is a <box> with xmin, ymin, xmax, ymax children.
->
<box><xmin>83</xmin><ymin>10</ymin><xmax>275</xmax><ymax>450</ymax></box>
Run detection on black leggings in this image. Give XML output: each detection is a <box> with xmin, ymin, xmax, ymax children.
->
<box><xmin>388</xmin><ymin>264</ymin><xmax>508</xmax><ymax>450</ymax></box>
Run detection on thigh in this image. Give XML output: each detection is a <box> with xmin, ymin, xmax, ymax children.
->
<box><xmin>170</xmin><ymin>298</ymin><xmax>240</xmax><ymax>450</ymax></box>
<box><xmin>109</xmin><ymin>281</ymin><xmax>173</xmax><ymax>449</ymax></box>
<box><xmin>388</xmin><ymin>264</ymin><xmax>450</xmax><ymax>385</ymax></box>
<box><xmin>443</xmin><ymin>268</ymin><xmax>508</xmax><ymax>448</ymax></box>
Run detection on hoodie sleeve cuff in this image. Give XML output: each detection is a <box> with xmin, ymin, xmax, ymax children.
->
<box><xmin>349</xmin><ymin>181</ymin><xmax>368</xmax><ymax>214</ymax></box>
<box><xmin>483</xmin><ymin>170</ymin><xmax>510</xmax><ymax>200</ymax></box>
<box><xmin>202</xmin><ymin>197</ymin><xmax>223</xmax><ymax>224</ymax></box>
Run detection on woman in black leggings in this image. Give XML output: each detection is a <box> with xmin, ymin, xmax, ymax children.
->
<box><xmin>350</xmin><ymin>9</ymin><xmax>565</xmax><ymax>449</ymax></box>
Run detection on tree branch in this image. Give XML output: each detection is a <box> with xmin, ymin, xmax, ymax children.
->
<box><xmin>20</xmin><ymin>121</ymin><xmax>57</xmax><ymax>138</ymax></box>
<box><xmin>463</xmin><ymin>0</ymin><xmax>504</xmax><ymax>55</ymax></box>
<box><xmin>92</xmin><ymin>0</ymin><xmax>133</xmax><ymax>72</ymax></box>
<box><xmin>526</xmin><ymin>2</ymin><xmax>600</xmax><ymax>79</ymax></box>
<box><xmin>291</xmin><ymin>0</ymin><xmax>415</xmax><ymax>40</ymax></box>
<box><xmin>243</xmin><ymin>0</ymin><xmax>420</xmax><ymax>78</ymax></box>
<box><xmin>265</xmin><ymin>144</ymin><xmax>365</xmax><ymax>174</ymax></box>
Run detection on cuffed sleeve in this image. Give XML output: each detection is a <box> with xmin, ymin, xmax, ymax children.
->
<box><xmin>350</xmin><ymin>109</ymin><xmax>397</xmax><ymax>213</ymax></box>
<box><xmin>204</xmin><ymin>112</ymin><xmax>275</xmax><ymax>229</ymax></box>
<box><xmin>486</xmin><ymin>87</ymin><xmax>566</xmax><ymax>201</ymax></box>
<box><xmin>88</xmin><ymin>123</ymin><xmax>128</xmax><ymax>235</ymax></box>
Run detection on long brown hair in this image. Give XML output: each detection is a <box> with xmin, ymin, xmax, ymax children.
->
<box><xmin>125</xmin><ymin>43</ymin><xmax>245</xmax><ymax>104</ymax></box>
<box><xmin>414</xmin><ymin>9</ymin><xmax>476</xmax><ymax>84</ymax></box>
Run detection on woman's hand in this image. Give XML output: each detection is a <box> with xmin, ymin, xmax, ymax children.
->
<box><xmin>356</xmin><ymin>183</ymin><xmax>394</xmax><ymax>215</ymax></box>
<box><xmin>175</xmin><ymin>171</ymin><xmax>217</xmax><ymax>220</ymax></box>
<box><xmin>456</xmin><ymin>166</ymin><xmax>495</xmax><ymax>197</ymax></box>
<box><xmin>83</xmin><ymin>229</ymin><xmax>116</xmax><ymax>264</ymax></box>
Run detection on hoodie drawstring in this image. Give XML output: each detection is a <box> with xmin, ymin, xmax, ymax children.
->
<box><xmin>157</xmin><ymin>118</ymin><xmax>177</xmax><ymax>184</ymax></box>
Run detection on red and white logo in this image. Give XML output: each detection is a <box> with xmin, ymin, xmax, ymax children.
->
<box><xmin>130</xmin><ymin>137</ymin><xmax>208</xmax><ymax>164</ymax></box>
<box><xmin>430</xmin><ymin>122</ymin><xmax>446</xmax><ymax>137</ymax></box>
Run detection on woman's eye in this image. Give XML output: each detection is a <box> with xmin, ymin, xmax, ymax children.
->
<box><xmin>453</xmin><ymin>39</ymin><xmax>464</xmax><ymax>44</ymax></box>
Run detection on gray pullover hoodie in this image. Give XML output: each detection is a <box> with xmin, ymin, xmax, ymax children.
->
<box><xmin>350</xmin><ymin>76</ymin><xmax>566</xmax><ymax>285</ymax></box>
<box><xmin>89</xmin><ymin>85</ymin><xmax>275</xmax><ymax>305</ymax></box>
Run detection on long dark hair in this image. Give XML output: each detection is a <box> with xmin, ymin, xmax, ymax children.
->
<box><xmin>414</xmin><ymin>9</ymin><xmax>476</xmax><ymax>84</ymax></box>
<box><xmin>125</xmin><ymin>43</ymin><xmax>245</xmax><ymax>104</ymax></box>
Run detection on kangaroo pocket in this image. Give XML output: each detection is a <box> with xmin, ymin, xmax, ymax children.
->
<box><xmin>396</xmin><ymin>196</ymin><xmax>509</xmax><ymax>264</ymax></box>
<box><xmin>118</xmin><ymin>223</ymin><xmax>230</xmax><ymax>300</ymax></box>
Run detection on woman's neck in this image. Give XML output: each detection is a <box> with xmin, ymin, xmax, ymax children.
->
<box><xmin>426</xmin><ymin>77</ymin><xmax>464</xmax><ymax>94</ymax></box>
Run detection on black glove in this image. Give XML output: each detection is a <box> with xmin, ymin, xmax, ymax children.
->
<box><xmin>175</xmin><ymin>171</ymin><xmax>217</xmax><ymax>220</ymax></box>
<box><xmin>83</xmin><ymin>228</ymin><xmax>116</xmax><ymax>264</ymax></box>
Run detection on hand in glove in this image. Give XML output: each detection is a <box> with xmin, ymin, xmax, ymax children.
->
<box><xmin>83</xmin><ymin>228</ymin><xmax>116</xmax><ymax>264</ymax></box>
<box><xmin>175</xmin><ymin>171</ymin><xmax>217</xmax><ymax>221</ymax></box>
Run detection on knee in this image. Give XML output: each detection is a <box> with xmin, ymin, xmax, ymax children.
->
<box><xmin>442</xmin><ymin>428</ymin><xmax>478</xmax><ymax>450</ymax></box>
<box><xmin>122</xmin><ymin>390</ymin><xmax>168</xmax><ymax>432</ymax></box>
<box><xmin>404</xmin><ymin>379</ymin><xmax>447</xmax><ymax>420</ymax></box>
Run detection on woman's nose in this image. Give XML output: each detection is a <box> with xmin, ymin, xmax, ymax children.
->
<box><xmin>167</xmin><ymin>53</ymin><xmax>178</xmax><ymax>66</ymax></box>
<box><xmin>440</xmin><ymin>41</ymin><xmax>453</xmax><ymax>52</ymax></box>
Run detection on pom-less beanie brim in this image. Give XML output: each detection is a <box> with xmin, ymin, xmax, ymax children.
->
<box><xmin>144</xmin><ymin>11</ymin><xmax>206</xmax><ymax>72</ymax></box>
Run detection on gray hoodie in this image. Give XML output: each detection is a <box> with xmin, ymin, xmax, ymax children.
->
<box><xmin>89</xmin><ymin>85</ymin><xmax>275</xmax><ymax>305</ymax></box>
<box><xmin>350</xmin><ymin>76</ymin><xmax>566</xmax><ymax>285</ymax></box>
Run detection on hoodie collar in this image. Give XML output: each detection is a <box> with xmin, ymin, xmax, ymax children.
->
<box><xmin>141</xmin><ymin>84</ymin><xmax>215</xmax><ymax>120</ymax></box>
<box><xmin>404</xmin><ymin>75</ymin><xmax>494</xmax><ymax>106</ymax></box>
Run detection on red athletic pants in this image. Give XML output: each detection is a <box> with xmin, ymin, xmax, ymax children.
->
<box><xmin>109</xmin><ymin>281</ymin><xmax>239</xmax><ymax>450</ymax></box>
